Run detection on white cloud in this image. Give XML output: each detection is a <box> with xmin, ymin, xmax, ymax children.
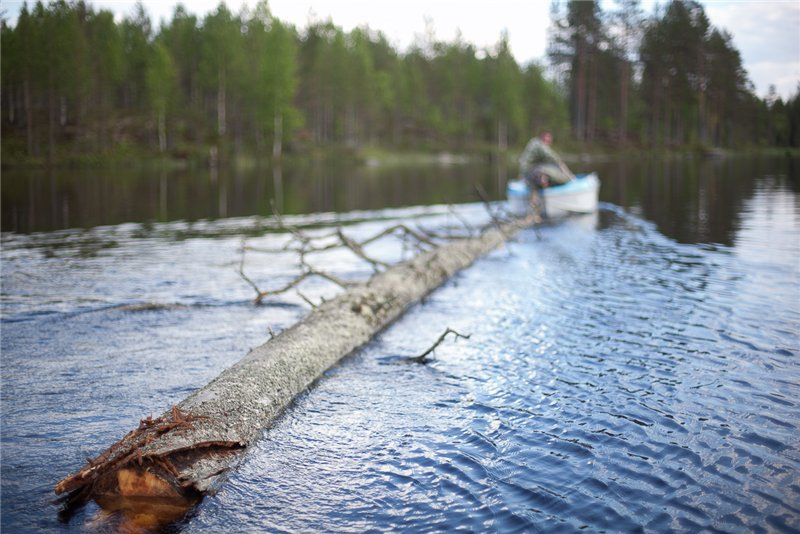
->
<box><xmin>747</xmin><ymin>60</ymin><xmax>800</xmax><ymax>99</ymax></box>
<box><xmin>703</xmin><ymin>0</ymin><xmax>800</xmax><ymax>97</ymax></box>
<box><xmin>268</xmin><ymin>0</ymin><xmax>551</xmax><ymax>63</ymax></box>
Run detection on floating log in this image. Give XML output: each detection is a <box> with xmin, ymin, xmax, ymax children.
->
<box><xmin>55</xmin><ymin>212</ymin><xmax>538</xmax><ymax>524</ymax></box>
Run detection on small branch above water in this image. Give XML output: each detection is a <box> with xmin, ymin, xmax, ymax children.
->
<box><xmin>412</xmin><ymin>327</ymin><xmax>472</xmax><ymax>364</ymax></box>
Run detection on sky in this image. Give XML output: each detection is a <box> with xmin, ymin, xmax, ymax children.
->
<box><xmin>2</xmin><ymin>0</ymin><xmax>799</xmax><ymax>99</ymax></box>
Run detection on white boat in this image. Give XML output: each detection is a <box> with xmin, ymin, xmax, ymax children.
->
<box><xmin>507</xmin><ymin>173</ymin><xmax>600</xmax><ymax>218</ymax></box>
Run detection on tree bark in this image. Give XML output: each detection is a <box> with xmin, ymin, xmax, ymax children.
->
<box><xmin>574</xmin><ymin>40</ymin><xmax>587</xmax><ymax>143</ymax></box>
<box><xmin>23</xmin><ymin>80</ymin><xmax>34</xmax><ymax>156</ymax></box>
<box><xmin>273</xmin><ymin>110</ymin><xmax>283</xmax><ymax>159</ymax></box>
<box><xmin>217</xmin><ymin>67</ymin><xmax>226</xmax><ymax>137</ymax></box>
<box><xmin>619</xmin><ymin>61</ymin><xmax>629</xmax><ymax>146</ymax></box>
<box><xmin>24</xmin><ymin>80</ymin><xmax>35</xmax><ymax>156</ymax></box>
<box><xmin>7</xmin><ymin>84</ymin><xmax>15</xmax><ymax>124</ymax></box>
<box><xmin>48</xmin><ymin>71</ymin><xmax>56</xmax><ymax>163</ymax></box>
<box><xmin>587</xmin><ymin>48</ymin><xmax>597</xmax><ymax>144</ymax></box>
<box><xmin>158</xmin><ymin>110</ymin><xmax>167</xmax><ymax>154</ymax></box>
<box><xmin>497</xmin><ymin>117</ymin><xmax>508</xmax><ymax>152</ymax></box>
<box><xmin>55</xmin><ymin>212</ymin><xmax>540</xmax><ymax>519</ymax></box>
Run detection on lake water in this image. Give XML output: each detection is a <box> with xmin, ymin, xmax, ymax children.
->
<box><xmin>1</xmin><ymin>155</ymin><xmax>799</xmax><ymax>532</ymax></box>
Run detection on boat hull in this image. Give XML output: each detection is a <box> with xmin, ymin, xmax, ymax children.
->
<box><xmin>506</xmin><ymin>173</ymin><xmax>600</xmax><ymax>218</ymax></box>
<box><xmin>541</xmin><ymin>172</ymin><xmax>600</xmax><ymax>217</ymax></box>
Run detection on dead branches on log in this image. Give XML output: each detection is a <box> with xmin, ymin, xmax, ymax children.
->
<box><xmin>237</xmin><ymin>212</ymin><xmax>479</xmax><ymax>305</ymax></box>
<box><xmin>474</xmin><ymin>182</ymin><xmax>513</xmax><ymax>240</ymax></box>
<box><xmin>247</xmin><ymin>266</ymin><xmax>353</xmax><ymax>306</ymax></box>
<box><xmin>54</xmin><ymin>204</ymin><xmax>540</xmax><ymax>526</ymax></box>
<box><xmin>412</xmin><ymin>328</ymin><xmax>472</xmax><ymax>364</ymax></box>
<box><xmin>336</xmin><ymin>229</ymin><xmax>389</xmax><ymax>271</ymax></box>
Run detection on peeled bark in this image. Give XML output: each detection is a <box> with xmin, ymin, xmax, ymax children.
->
<box><xmin>55</xmin><ymin>212</ymin><xmax>538</xmax><ymax>520</ymax></box>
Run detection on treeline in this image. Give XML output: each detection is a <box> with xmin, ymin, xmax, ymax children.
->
<box><xmin>1</xmin><ymin>0</ymin><xmax>567</xmax><ymax>164</ymax></box>
<box><xmin>2</xmin><ymin>0</ymin><xmax>798</xmax><ymax>166</ymax></box>
<box><xmin>550</xmin><ymin>0</ymin><xmax>800</xmax><ymax>148</ymax></box>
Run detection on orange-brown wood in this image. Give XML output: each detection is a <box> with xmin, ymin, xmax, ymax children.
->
<box><xmin>116</xmin><ymin>468</ymin><xmax>182</xmax><ymax>499</ymax></box>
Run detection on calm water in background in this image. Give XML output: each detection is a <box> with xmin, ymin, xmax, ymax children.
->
<box><xmin>1</xmin><ymin>155</ymin><xmax>799</xmax><ymax>532</ymax></box>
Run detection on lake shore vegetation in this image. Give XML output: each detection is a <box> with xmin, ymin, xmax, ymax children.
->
<box><xmin>2</xmin><ymin>0</ymin><xmax>799</xmax><ymax>167</ymax></box>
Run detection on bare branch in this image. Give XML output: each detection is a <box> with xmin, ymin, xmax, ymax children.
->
<box><xmin>244</xmin><ymin>202</ymin><xmax>489</xmax><ymax>306</ymax></box>
<box><xmin>399</xmin><ymin>225</ymin><xmax>438</xmax><ymax>247</ymax></box>
<box><xmin>448</xmin><ymin>205</ymin><xmax>477</xmax><ymax>236</ymax></box>
<box><xmin>358</xmin><ymin>224</ymin><xmax>404</xmax><ymax>246</ymax></box>
<box><xmin>416</xmin><ymin>226</ymin><xmax>473</xmax><ymax>241</ymax></box>
<box><xmin>253</xmin><ymin>271</ymin><xmax>314</xmax><ymax>305</ymax></box>
<box><xmin>412</xmin><ymin>328</ymin><xmax>472</xmax><ymax>364</ymax></box>
<box><xmin>473</xmin><ymin>183</ymin><xmax>511</xmax><ymax>240</ymax></box>
<box><xmin>295</xmin><ymin>290</ymin><xmax>318</xmax><ymax>309</ymax></box>
<box><xmin>251</xmin><ymin>261</ymin><xmax>353</xmax><ymax>305</ymax></box>
<box><xmin>357</xmin><ymin>223</ymin><xmax>438</xmax><ymax>249</ymax></box>
<box><xmin>238</xmin><ymin>239</ymin><xmax>264</xmax><ymax>299</ymax></box>
<box><xmin>337</xmin><ymin>229</ymin><xmax>389</xmax><ymax>271</ymax></box>
<box><xmin>305</xmin><ymin>268</ymin><xmax>353</xmax><ymax>289</ymax></box>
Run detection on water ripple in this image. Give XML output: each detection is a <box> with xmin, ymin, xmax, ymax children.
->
<box><xmin>2</xmin><ymin>199</ymin><xmax>799</xmax><ymax>532</ymax></box>
<box><xmin>182</xmin><ymin>206</ymin><xmax>800</xmax><ymax>533</ymax></box>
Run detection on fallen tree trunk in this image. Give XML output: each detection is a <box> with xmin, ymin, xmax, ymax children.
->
<box><xmin>55</xmin><ymin>212</ymin><xmax>538</xmax><ymax>521</ymax></box>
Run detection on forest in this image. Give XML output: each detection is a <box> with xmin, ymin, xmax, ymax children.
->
<box><xmin>2</xmin><ymin>0</ymin><xmax>799</xmax><ymax>165</ymax></box>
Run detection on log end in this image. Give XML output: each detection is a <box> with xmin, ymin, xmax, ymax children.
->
<box><xmin>93</xmin><ymin>492</ymin><xmax>198</xmax><ymax>531</ymax></box>
<box><xmin>116</xmin><ymin>467</ymin><xmax>185</xmax><ymax>499</ymax></box>
<box><xmin>58</xmin><ymin>464</ymin><xmax>200</xmax><ymax>531</ymax></box>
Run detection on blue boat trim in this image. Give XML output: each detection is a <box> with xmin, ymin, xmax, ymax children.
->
<box><xmin>505</xmin><ymin>173</ymin><xmax>599</xmax><ymax>198</ymax></box>
<box><xmin>542</xmin><ymin>174</ymin><xmax>598</xmax><ymax>196</ymax></box>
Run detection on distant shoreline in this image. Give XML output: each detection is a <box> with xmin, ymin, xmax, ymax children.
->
<box><xmin>3</xmin><ymin>144</ymin><xmax>799</xmax><ymax>170</ymax></box>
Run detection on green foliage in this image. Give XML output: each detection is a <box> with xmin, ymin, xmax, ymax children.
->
<box><xmin>2</xmin><ymin>1</ymin><xmax>569</xmax><ymax>162</ymax></box>
<box><xmin>3</xmin><ymin>0</ymin><xmax>792</xmax><ymax>165</ymax></box>
<box><xmin>549</xmin><ymin>0</ymin><xmax>791</xmax><ymax>149</ymax></box>
<box><xmin>145</xmin><ymin>40</ymin><xmax>176</xmax><ymax>114</ymax></box>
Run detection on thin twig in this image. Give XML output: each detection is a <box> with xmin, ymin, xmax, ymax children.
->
<box><xmin>448</xmin><ymin>205</ymin><xmax>477</xmax><ymax>236</ymax></box>
<box><xmin>337</xmin><ymin>229</ymin><xmax>389</xmax><ymax>271</ymax></box>
<box><xmin>253</xmin><ymin>271</ymin><xmax>313</xmax><ymax>304</ymax></box>
<box><xmin>295</xmin><ymin>290</ymin><xmax>318</xmax><ymax>309</ymax></box>
<box><xmin>305</xmin><ymin>268</ymin><xmax>353</xmax><ymax>289</ymax></box>
<box><xmin>417</xmin><ymin>226</ymin><xmax>473</xmax><ymax>240</ymax></box>
<box><xmin>401</xmin><ymin>225</ymin><xmax>438</xmax><ymax>247</ymax></box>
<box><xmin>238</xmin><ymin>238</ymin><xmax>263</xmax><ymax>297</ymax></box>
<box><xmin>412</xmin><ymin>328</ymin><xmax>471</xmax><ymax>364</ymax></box>
<box><xmin>473</xmin><ymin>183</ymin><xmax>511</xmax><ymax>240</ymax></box>
<box><xmin>251</xmin><ymin>268</ymin><xmax>352</xmax><ymax>305</ymax></box>
<box><xmin>358</xmin><ymin>224</ymin><xmax>435</xmax><ymax>248</ymax></box>
<box><xmin>298</xmin><ymin>255</ymin><xmax>354</xmax><ymax>289</ymax></box>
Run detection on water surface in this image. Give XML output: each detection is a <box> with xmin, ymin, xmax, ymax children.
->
<box><xmin>1</xmin><ymin>156</ymin><xmax>798</xmax><ymax>532</ymax></box>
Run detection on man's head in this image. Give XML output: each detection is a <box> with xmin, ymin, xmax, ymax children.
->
<box><xmin>540</xmin><ymin>131</ymin><xmax>553</xmax><ymax>145</ymax></box>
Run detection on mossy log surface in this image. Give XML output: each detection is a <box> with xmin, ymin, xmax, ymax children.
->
<box><xmin>55</xmin><ymin>213</ymin><xmax>538</xmax><ymax>510</ymax></box>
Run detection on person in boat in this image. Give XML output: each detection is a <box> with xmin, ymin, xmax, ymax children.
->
<box><xmin>518</xmin><ymin>131</ymin><xmax>574</xmax><ymax>189</ymax></box>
